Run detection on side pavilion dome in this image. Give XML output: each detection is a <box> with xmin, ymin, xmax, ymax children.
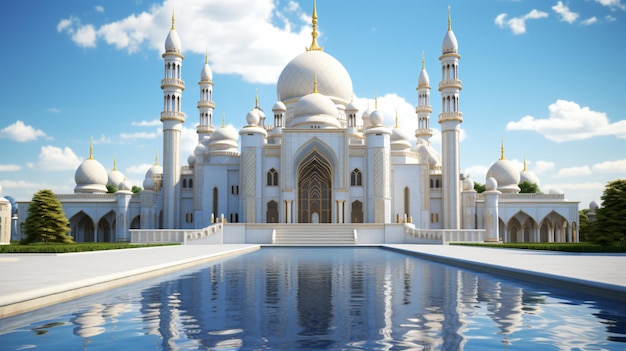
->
<box><xmin>277</xmin><ymin>50</ymin><xmax>353</xmax><ymax>105</ymax></box>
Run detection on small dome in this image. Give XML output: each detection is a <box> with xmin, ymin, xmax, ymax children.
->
<box><xmin>201</xmin><ymin>61</ymin><xmax>212</xmax><ymax>81</ymax></box>
<box><xmin>193</xmin><ymin>143</ymin><xmax>206</xmax><ymax>157</ymax></box>
<box><xmin>209</xmin><ymin>126</ymin><xmax>239</xmax><ymax>152</ymax></box>
<box><xmin>246</xmin><ymin>109</ymin><xmax>260</xmax><ymax>125</ymax></box>
<box><xmin>164</xmin><ymin>28</ymin><xmax>181</xmax><ymax>53</ymax></box>
<box><xmin>277</xmin><ymin>50</ymin><xmax>353</xmax><ymax>104</ymax></box>
<box><xmin>391</xmin><ymin>127</ymin><xmax>412</xmax><ymax>151</ymax></box>
<box><xmin>418</xmin><ymin>67</ymin><xmax>430</xmax><ymax>87</ymax></box>
<box><xmin>589</xmin><ymin>200</ymin><xmax>599</xmax><ymax>210</ymax></box>
<box><xmin>548</xmin><ymin>188</ymin><xmax>563</xmax><ymax>195</ymax></box>
<box><xmin>486</xmin><ymin>177</ymin><xmax>498</xmax><ymax>191</ymax></box>
<box><xmin>255</xmin><ymin>107</ymin><xmax>265</xmax><ymax>120</ymax></box>
<box><xmin>118</xmin><ymin>179</ymin><xmax>132</xmax><ymax>192</ymax></box>
<box><xmin>361</xmin><ymin>107</ymin><xmax>372</xmax><ymax>128</ymax></box>
<box><xmin>293</xmin><ymin>93</ymin><xmax>338</xmax><ymax>119</ymax></box>
<box><xmin>486</xmin><ymin>159</ymin><xmax>520</xmax><ymax>193</ymax></box>
<box><xmin>463</xmin><ymin>177</ymin><xmax>474</xmax><ymax>191</ymax></box>
<box><xmin>369</xmin><ymin>110</ymin><xmax>384</xmax><ymax>126</ymax></box>
<box><xmin>145</xmin><ymin>164</ymin><xmax>163</xmax><ymax>179</ymax></box>
<box><xmin>272</xmin><ymin>100</ymin><xmax>286</xmax><ymax>111</ymax></box>
<box><xmin>107</xmin><ymin>169</ymin><xmax>125</xmax><ymax>187</ymax></box>
<box><xmin>75</xmin><ymin>159</ymin><xmax>108</xmax><ymax>193</ymax></box>
<box><xmin>143</xmin><ymin>177</ymin><xmax>155</xmax><ymax>191</ymax></box>
<box><xmin>346</xmin><ymin>100</ymin><xmax>359</xmax><ymax>112</ymax></box>
<box><xmin>520</xmin><ymin>169</ymin><xmax>540</xmax><ymax>187</ymax></box>
<box><xmin>187</xmin><ymin>154</ymin><xmax>196</xmax><ymax>167</ymax></box>
<box><xmin>442</xmin><ymin>30</ymin><xmax>458</xmax><ymax>54</ymax></box>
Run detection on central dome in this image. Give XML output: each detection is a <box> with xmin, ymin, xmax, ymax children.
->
<box><xmin>277</xmin><ymin>50</ymin><xmax>352</xmax><ymax>104</ymax></box>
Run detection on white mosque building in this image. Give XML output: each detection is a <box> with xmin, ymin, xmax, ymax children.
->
<box><xmin>13</xmin><ymin>4</ymin><xmax>579</xmax><ymax>245</ymax></box>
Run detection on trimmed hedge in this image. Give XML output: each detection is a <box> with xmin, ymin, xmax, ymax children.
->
<box><xmin>0</xmin><ymin>242</ymin><xmax>179</xmax><ymax>254</ymax></box>
<box><xmin>451</xmin><ymin>242</ymin><xmax>626</xmax><ymax>253</ymax></box>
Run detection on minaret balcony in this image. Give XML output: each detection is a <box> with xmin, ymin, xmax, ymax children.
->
<box><xmin>197</xmin><ymin>100</ymin><xmax>215</xmax><ymax>109</ymax></box>
<box><xmin>438</xmin><ymin>79</ymin><xmax>462</xmax><ymax>90</ymax></box>
<box><xmin>197</xmin><ymin>124</ymin><xmax>215</xmax><ymax>133</ymax></box>
<box><xmin>438</xmin><ymin>112</ymin><xmax>463</xmax><ymax>123</ymax></box>
<box><xmin>415</xmin><ymin>128</ymin><xmax>433</xmax><ymax>137</ymax></box>
<box><xmin>160</xmin><ymin>111</ymin><xmax>186</xmax><ymax>122</ymax></box>
<box><xmin>416</xmin><ymin>106</ymin><xmax>432</xmax><ymax>113</ymax></box>
<box><xmin>161</xmin><ymin>78</ymin><xmax>185</xmax><ymax>89</ymax></box>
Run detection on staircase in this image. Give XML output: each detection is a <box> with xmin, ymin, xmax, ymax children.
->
<box><xmin>272</xmin><ymin>224</ymin><xmax>356</xmax><ymax>245</ymax></box>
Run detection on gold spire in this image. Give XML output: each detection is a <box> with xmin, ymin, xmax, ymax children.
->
<box><xmin>313</xmin><ymin>73</ymin><xmax>319</xmax><ymax>93</ymax></box>
<box><xmin>205</xmin><ymin>49</ymin><xmax>208</xmax><ymax>64</ymax></box>
<box><xmin>306</xmin><ymin>0</ymin><xmax>323</xmax><ymax>51</ymax></box>
<box><xmin>113</xmin><ymin>153</ymin><xmax>117</xmax><ymax>171</ymax></box>
<box><xmin>222</xmin><ymin>112</ymin><xmax>226</xmax><ymax>128</ymax></box>
<box><xmin>155</xmin><ymin>150</ymin><xmax>159</xmax><ymax>166</ymax></box>
<box><xmin>447</xmin><ymin>6</ymin><xmax>452</xmax><ymax>31</ymax></box>
<box><xmin>375</xmin><ymin>95</ymin><xmax>379</xmax><ymax>110</ymax></box>
<box><xmin>89</xmin><ymin>137</ymin><xmax>94</xmax><ymax>160</ymax></box>
<box><xmin>171</xmin><ymin>9</ymin><xmax>176</xmax><ymax>30</ymax></box>
<box><xmin>395</xmin><ymin>109</ymin><xmax>399</xmax><ymax>128</ymax></box>
<box><xmin>421</xmin><ymin>51</ymin><xmax>425</xmax><ymax>69</ymax></box>
<box><xmin>523</xmin><ymin>154</ymin><xmax>527</xmax><ymax>171</ymax></box>
<box><xmin>255</xmin><ymin>88</ymin><xmax>259</xmax><ymax>108</ymax></box>
<box><xmin>500</xmin><ymin>138</ymin><xmax>505</xmax><ymax>160</ymax></box>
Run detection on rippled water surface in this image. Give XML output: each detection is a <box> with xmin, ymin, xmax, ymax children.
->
<box><xmin>1</xmin><ymin>247</ymin><xmax>625</xmax><ymax>350</ymax></box>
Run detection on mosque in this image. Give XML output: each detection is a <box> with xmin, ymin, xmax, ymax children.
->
<box><xmin>11</xmin><ymin>4</ymin><xmax>579</xmax><ymax>245</ymax></box>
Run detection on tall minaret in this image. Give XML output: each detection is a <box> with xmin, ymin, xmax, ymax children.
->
<box><xmin>160</xmin><ymin>10</ymin><xmax>185</xmax><ymax>228</ymax></box>
<box><xmin>438</xmin><ymin>7</ymin><xmax>462</xmax><ymax>229</ymax></box>
<box><xmin>415</xmin><ymin>52</ymin><xmax>433</xmax><ymax>143</ymax></box>
<box><xmin>197</xmin><ymin>51</ymin><xmax>215</xmax><ymax>140</ymax></box>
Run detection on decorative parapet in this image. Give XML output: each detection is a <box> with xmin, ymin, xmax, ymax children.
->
<box><xmin>160</xmin><ymin>78</ymin><xmax>185</xmax><ymax>89</ymax></box>
<box><xmin>404</xmin><ymin>224</ymin><xmax>485</xmax><ymax>244</ymax></box>
<box><xmin>130</xmin><ymin>223</ymin><xmax>223</xmax><ymax>244</ymax></box>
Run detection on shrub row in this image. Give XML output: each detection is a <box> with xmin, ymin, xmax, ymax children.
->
<box><xmin>0</xmin><ymin>242</ymin><xmax>179</xmax><ymax>254</ymax></box>
<box><xmin>451</xmin><ymin>242</ymin><xmax>625</xmax><ymax>253</ymax></box>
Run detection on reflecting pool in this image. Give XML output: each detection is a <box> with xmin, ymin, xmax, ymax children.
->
<box><xmin>1</xmin><ymin>247</ymin><xmax>625</xmax><ymax>350</ymax></box>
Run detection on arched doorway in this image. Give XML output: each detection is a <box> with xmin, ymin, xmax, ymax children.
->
<box><xmin>297</xmin><ymin>150</ymin><xmax>332</xmax><ymax>223</ymax></box>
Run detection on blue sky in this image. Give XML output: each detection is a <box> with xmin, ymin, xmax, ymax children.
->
<box><xmin>1</xmin><ymin>0</ymin><xmax>625</xmax><ymax>209</ymax></box>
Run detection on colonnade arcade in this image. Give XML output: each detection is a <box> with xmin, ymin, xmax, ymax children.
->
<box><xmin>499</xmin><ymin>210</ymin><xmax>575</xmax><ymax>243</ymax></box>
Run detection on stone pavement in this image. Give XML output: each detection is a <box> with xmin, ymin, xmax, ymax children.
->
<box><xmin>0</xmin><ymin>244</ymin><xmax>624</xmax><ymax>318</ymax></box>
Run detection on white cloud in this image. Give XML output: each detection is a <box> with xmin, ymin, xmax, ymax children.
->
<box><xmin>506</xmin><ymin>99</ymin><xmax>626</xmax><ymax>142</ymax></box>
<box><xmin>73</xmin><ymin>24</ymin><xmax>97</xmax><ymax>48</ymax></box>
<box><xmin>591</xmin><ymin>158</ymin><xmax>626</xmax><ymax>173</ymax></box>
<box><xmin>59</xmin><ymin>0</ymin><xmax>316</xmax><ymax>84</ymax></box>
<box><xmin>95</xmin><ymin>5</ymin><xmax>104</xmax><ymax>13</ymax></box>
<box><xmin>581</xmin><ymin>17</ymin><xmax>598</xmax><ymax>25</ymax></box>
<box><xmin>125</xmin><ymin>163</ymin><xmax>154</xmax><ymax>175</ymax></box>
<box><xmin>0</xmin><ymin>179</ymin><xmax>75</xmax><ymax>201</ymax></box>
<box><xmin>605</xmin><ymin>15</ymin><xmax>617</xmax><ymax>21</ymax></box>
<box><xmin>552</xmin><ymin>1</ymin><xmax>579</xmax><ymax>23</ymax></box>
<box><xmin>0</xmin><ymin>120</ymin><xmax>48</xmax><ymax>142</ymax></box>
<box><xmin>464</xmin><ymin>165</ymin><xmax>489</xmax><ymax>183</ymax></box>
<box><xmin>495</xmin><ymin>9</ymin><xmax>548</xmax><ymax>34</ymax></box>
<box><xmin>131</xmin><ymin>119</ymin><xmax>161</xmax><ymax>127</ymax></box>
<box><xmin>595</xmin><ymin>0</ymin><xmax>626</xmax><ymax>10</ymax></box>
<box><xmin>48</xmin><ymin>107</ymin><xmax>61</xmax><ymax>113</ymax></box>
<box><xmin>557</xmin><ymin>165</ymin><xmax>591</xmax><ymax>177</ymax></box>
<box><xmin>354</xmin><ymin>93</ymin><xmax>417</xmax><ymax>131</ymax></box>
<box><xmin>534</xmin><ymin>160</ymin><xmax>555</xmax><ymax>174</ymax></box>
<box><xmin>0</xmin><ymin>164</ymin><xmax>21</xmax><ymax>172</ymax></box>
<box><xmin>27</xmin><ymin>146</ymin><xmax>83</xmax><ymax>171</ymax></box>
<box><xmin>120</xmin><ymin>130</ymin><xmax>160</xmax><ymax>140</ymax></box>
<box><xmin>181</xmin><ymin>124</ymin><xmax>199</xmax><ymax>160</ymax></box>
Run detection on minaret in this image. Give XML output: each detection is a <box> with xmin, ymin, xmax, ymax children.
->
<box><xmin>197</xmin><ymin>50</ymin><xmax>215</xmax><ymax>140</ymax></box>
<box><xmin>160</xmin><ymin>10</ymin><xmax>185</xmax><ymax>228</ymax></box>
<box><xmin>415</xmin><ymin>52</ymin><xmax>433</xmax><ymax>143</ymax></box>
<box><xmin>438</xmin><ymin>7</ymin><xmax>463</xmax><ymax>229</ymax></box>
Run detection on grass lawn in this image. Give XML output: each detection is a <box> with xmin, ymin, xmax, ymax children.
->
<box><xmin>451</xmin><ymin>242</ymin><xmax>625</xmax><ymax>253</ymax></box>
<box><xmin>0</xmin><ymin>242</ymin><xmax>180</xmax><ymax>254</ymax></box>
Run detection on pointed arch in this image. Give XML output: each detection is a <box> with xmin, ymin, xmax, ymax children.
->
<box><xmin>69</xmin><ymin>211</ymin><xmax>94</xmax><ymax>242</ymax></box>
<box><xmin>266</xmin><ymin>200</ymin><xmax>278</xmax><ymax>223</ymax></box>
<box><xmin>351</xmin><ymin>200</ymin><xmax>363</xmax><ymax>223</ymax></box>
<box><xmin>297</xmin><ymin>149</ymin><xmax>332</xmax><ymax>223</ymax></box>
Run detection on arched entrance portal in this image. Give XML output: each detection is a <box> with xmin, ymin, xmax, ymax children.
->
<box><xmin>297</xmin><ymin>150</ymin><xmax>332</xmax><ymax>223</ymax></box>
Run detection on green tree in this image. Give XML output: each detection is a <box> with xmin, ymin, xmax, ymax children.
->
<box><xmin>106</xmin><ymin>184</ymin><xmax>118</xmax><ymax>193</ymax></box>
<box><xmin>474</xmin><ymin>182</ymin><xmax>485</xmax><ymax>193</ymax></box>
<box><xmin>591</xmin><ymin>179</ymin><xmax>626</xmax><ymax>246</ymax></box>
<box><xmin>22</xmin><ymin>189</ymin><xmax>73</xmax><ymax>244</ymax></box>
<box><xmin>132</xmin><ymin>186</ymin><xmax>142</xmax><ymax>194</ymax></box>
<box><xmin>519</xmin><ymin>181</ymin><xmax>541</xmax><ymax>194</ymax></box>
<box><xmin>578</xmin><ymin>209</ymin><xmax>591</xmax><ymax>242</ymax></box>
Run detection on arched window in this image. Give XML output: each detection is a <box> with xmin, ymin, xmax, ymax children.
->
<box><xmin>212</xmin><ymin>187</ymin><xmax>218</xmax><ymax>220</ymax></box>
<box><xmin>266</xmin><ymin>168</ymin><xmax>278</xmax><ymax>186</ymax></box>
<box><xmin>266</xmin><ymin>200</ymin><xmax>278</xmax><ymax>223</ymax></box>
<box><xmin>351</xmin><ymin>168</ymin><xmax>362</xmax><ymax>186</ymax></box>
<box><xmin>182</xmin><ymin>179</ymin><xmax>187</xmax><ymax>188</ymax></box>
<box><xmin>435</xmin><ymin>179</ymin><xmax>440</xmax><ymax>188</ymax></box>
<box><xmin>430</xmin><ymin>179</ymin><xmax>434</xmax><ymax>188</ymax></box>
<box><xmin>189</xmin><ymin>179</ymin><xmax>193</xmax><ymax>188</ymax></box>
<box><xmin>404</xmin><ymin>187</ymin><xmax>410</xmax><ymax>217</ymax></box>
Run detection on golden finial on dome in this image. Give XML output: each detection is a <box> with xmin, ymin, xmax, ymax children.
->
<box><xmin>422</xmin><ymin>51</ymin><xmax>425</xmax><ymax>69</ymax></box>
<box><xmin>313</xmin><ymin>73</ymin><xmax>319</xmax><ymax>93</ymax></box>
<box><xmin>255</xmin><ymin>88</ymin><xmax>259</xmax><ymax>108</ymax></box>
<box><xmin>375</xmin><ymin>95</ymin><xmax>379</xmax><ymax>110</ymax></box>
<box><xmin>395</xmin><ymin>109</ymin><xmax>399</xmax><ymax>128</ymax></box>
<box><xmin>523</xmin><ymin>154</ymin><xmax>527</xmax><ymax>171</ymax></box>
<box><xmin>222</xmin><ymin>112</ymin><xmax>226</xmax><ymax>128</ymax></box>
<box><xmin>306</xmin><ymin>0</ymin><xmax>323</xmax><ymax>51</ymax></box>
<box><xmin>205</xmin><ymin>49</ymin><xmax>208</xmax><ymax>64</ymax></box>
<box><xmin>171</xmin><ymin>9</ymin><xmax>176</xmax><ymax>30</ymax></box>
<box><xmin>500</xmin><ymin>138</ymin><xmax>505</xmax><ymax>160</ymax></box>
<box><xmin>155</xmin><ymin>150</ymin><xmax>159</xmax><ymax>166</ymax></box>
<box><xmin>89</xmin><ymin>136</ymin><xmax>94</xmax><ymax>160</ymax></box>
<box><xmin>448</xmin><ymin>6</ymin><xmax>452</xmax><ymax>31</ymax></box>
<box><xmin>113</xmin><ymin>153</ymin><xmax>117</xmax><ymax>171</ymax></box>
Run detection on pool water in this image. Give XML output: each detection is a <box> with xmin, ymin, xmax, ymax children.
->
<box><xmin>1</xmin><ymin>247</ymin><xmax>625</xmax><ymax>350</ymax></box>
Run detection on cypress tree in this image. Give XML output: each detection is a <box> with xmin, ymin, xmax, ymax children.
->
<box><xmin>591</xmin><ymin>179</ymin><xmax>626</xmax><ymax>246</ymax></box>
<box><xmin>22</xmin><ymin>189</ymin><xmax>73</xmax><ymax>244</ymax></box>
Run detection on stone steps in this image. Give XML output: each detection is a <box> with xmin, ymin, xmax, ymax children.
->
<box><xmin>273</xmin><ymin>225</ymin><xmax>356</xmax><ymax>245</ymax></box>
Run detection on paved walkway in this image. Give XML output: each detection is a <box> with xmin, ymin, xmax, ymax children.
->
<box><xmin>0</xmin><ymin>244</ymin><xmax>624</xmax><ymax>318</ymax></box>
